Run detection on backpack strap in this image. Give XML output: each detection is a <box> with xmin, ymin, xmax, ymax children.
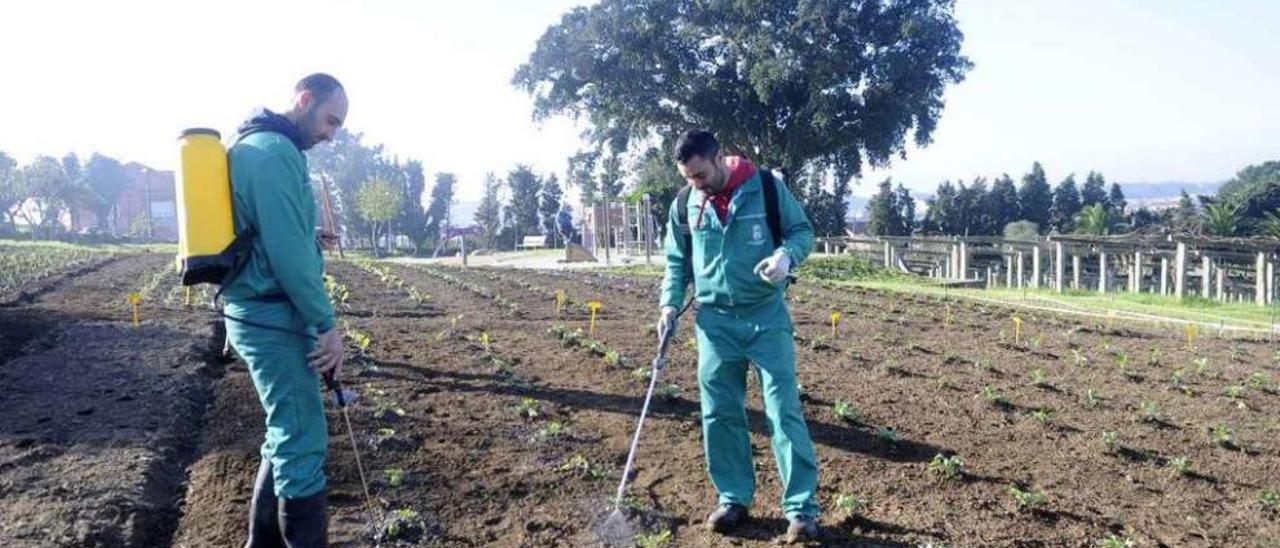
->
<box><xmin>759</xmin><ymin>169</ymin><xmax>783</xmax><ymax>248</ymax></box>
<box><xmin>675</xmin><ymin>185</ymin><xmax>694</xmax><ymax>278</ymax></box>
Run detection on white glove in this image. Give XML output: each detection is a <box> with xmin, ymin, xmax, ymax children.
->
<box><xmin>656</xmin><ymin>306</ymin><xmax>678</xmax><ymax>344</ymax></box>
<box><xmin>754</xmin><ymin>248</ymin><xmax>791</xmax><ymax>285</ymax></box>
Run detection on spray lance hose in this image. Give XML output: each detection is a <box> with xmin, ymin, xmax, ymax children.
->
<box><xmin>220</xmin><ymin>312</ymin><xmax>382</xmax><ymax>525</ymax></box>
<box><xmin>612</xmin><ymin>296</ymin><xmax>695</xmax><ymax>510</ymax></box>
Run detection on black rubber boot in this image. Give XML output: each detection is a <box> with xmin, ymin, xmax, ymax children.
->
<box><xmin>279</xmin><ymin>490</ymin><xmax>328</xmax><ymax>548</ymax></box>
<box><xmin>245</xmin><ymin>459</ymin><xmax>285</xmax><ymax>548</ymax></box>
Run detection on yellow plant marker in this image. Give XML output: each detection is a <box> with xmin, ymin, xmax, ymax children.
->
<box><xmin>127</xmin><ymin>292</ymin><xmax>142</xmax><ymax>326</ymax></box>
<box><xmin>1184</xmin><ymin>324</ymin><xmax>1198</xmax><ymax>350</ymax></box>
<box><xmin>829</xmin><ymin>310</ymin><xmax>842</xmax><ymax>338</ymax></box>
<box><xmin>1106</xmin><ymin>310</ymin><xmax>1116</xmax><ymax>330</ymax></box>
<box><xmin>555</xmin><ymin>289</ymin><xmax>567</xmax><ymax>315</ymax></box>
<box><xmin>944</xmin><ymin>304</ymin><xmax>953</xmax><ymax>329</ymax></box>
<box><xmin>1012</xmin><ymin>315</ymin><xmax>1023</xmax><ymax>345</ymax></box>
<box><xmin>588</xmin><ymin>300</ymin><xmax>602</xmax><ymax>335</ymax></box>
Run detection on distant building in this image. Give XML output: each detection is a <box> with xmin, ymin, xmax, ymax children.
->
<box><xmin>71</xmin><ymin>163</ymin><xmax>177</xmax><ymax>240</ymax></box>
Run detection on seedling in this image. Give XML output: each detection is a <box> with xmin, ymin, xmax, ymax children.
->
<box><xmin>1229</xmin><ymin>345</ymin><xmax>1247</xmax><ymax>363</ymax></box>
<box><xmin>539</xmin><ymin>421</ymin><xmax>566</xmax><ymax>439</ymax></box>
<box><xmin>1114</xmin><ymin>351</ymin><xmax>1130</xmax><ymax>372</ymax></box>
<box><xmin>1098</xmin><ymin>534</ymin><xmax>1137</xmax><ymax>548</ymax></box>
<box><xmin>384</xmin><ymin>468</ymin><xmax>406</xmax><ymax>487</ymax></box>
<box><xmin>632</xmin><ymin>367</ymin><xmax>652</xmax><ymax>381</ymax></box>
<box><xmin>833</xmin><ymin>493</ymin><xmax>868</xmax><ymax>514</ymax></box>
<box><xmin>1031</xmin><ymin>408</ymin><xmax>1052</xmax><ymax>425</ymax></box>
<box><xmin>1071</xmin><ymin>349</ymin><xmax>1089</xmax><ymax>368</ymax></box>
<box><xmin>1208</xmin><ymin>424</ymin><xmax>1236</xmax><ymax>448</ymax></box>
<box><xmin>1009</xmin><ymin>486</ymin><xmax>1047</xmax><ymax>510</ymax></box>
<box><xmin>981</xmin><ymin>386</ymin><xmax>1008</xmax><ymax>406</ymax></box>
<box><xmin>1224</xmin><ymin>385</ymin><xmax>1245</xmax><ymax>400</ymax></box>
<box><xmin>558</xmin><ymin>454</ymin><xmax>603</xmax><ymax>479</ymax></box>
<box><xmin>373</xmin><ymin>400</ymin><xmax>406</xmax><ymax>420</ymax></box>
<box><xmin>1138</xmin><ymin>401</ymin><xmax>1161</xmax><ymax>423</ymax></box>
<box><xmin>659</xmin><ymin>384</ymin><xmax>681</xmax><ymax>400</ymax></box>
<box><xmin>1247</xmin><ymin>372</ymin><xmax>1270</xmax><ymax>389</ymax></box>
<box><xmin>1028</xmin><ymin>334</ymin><xmax>1043</xmax><ymax>350</ymax></box>
<box><xmin>1193</xmin><ymin>357</ymin><xmax>1209</xmax><ymax>375</ymax></box>
<box><xmin>1259</xmin><ymin>489</ymin><xmax>1279</xmax><ymax>511</ymax></box>
<box><xmin>928</xmin><ymin>454</ymin><xmax>964</xmax><ymax>480</ymax></box>
<box><xmin>876</xmin><ymin>426</ymin><xmax>899</xmax><ymax>444</ymax></box>
<box><xmin>380</xmin><ymin>507</ymin><xmax>428</xmax><ymax>543</ymax></box>
<box><xmin>1082</xmin><ymin>388</ymin><xmax>1099</xmax><ymax>409</ymax></box>
<box><xmin>832</xmin><ymin>400</ymin><xmax>861</xmax><ymax>423</ymax></box>
<box><xmin>633</xmin><ymin>529</ymin><xmax>673</xmax><ymax>548</ymax></box>
<box><xmin>517</xmin><ymin>398</ymin><xmax>541</xmax><ymax>420</ymax></box>
<box><xmin>374</xmin><ymin>427</ymin><xmax>397</xmax><ymax>440</ymax></box>
<box><xmin>604</xmin><ymin>350</ymin><xmax>624</xmax><ymax>367</ymax></box>
<box><xmin>1167</xmin><ymin>456</ymin><xmax>1192</xmax><ymax>476</ymax></box>
<box><xmin>1030</xmin><ymin>369</ymin><xmax>1048</xmax><ymax>387</ymax></box>
<box><xmin>1101</xmin><ymin>431</ymin><xmax>1119</xmax><ymax>452</ymax></box>
<box><xmin>1147</xmin><ymin>347</ymin><xmax>1162</xmax><ymax>367</ymax></box>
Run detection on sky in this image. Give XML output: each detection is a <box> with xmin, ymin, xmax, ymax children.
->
<box><xmin>1</xmin><ymin>0</ymin><xmax>1278</xmax><ymax>204</ymax></box>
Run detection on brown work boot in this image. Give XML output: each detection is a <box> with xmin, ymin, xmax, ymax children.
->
<box><xmin>784</xmin><ymin>515</ymin><xmax>818</xmax><ymax>544</ymax></box>
<box><xmin>705</xmin><ymin>503</ymin><xmax>748</xmax><ymax>533</ymax></box>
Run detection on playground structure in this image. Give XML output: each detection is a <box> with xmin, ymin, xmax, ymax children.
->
<box><xmin>577</xmin><ymin>195</ymin><xmax>660</xmax><ymax>264</ymax></box>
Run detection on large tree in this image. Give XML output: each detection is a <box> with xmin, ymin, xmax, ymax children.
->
<box><xmin>986</xmin><ymin>174</ymin><xmax>1019</xmax><ymax>235</ymax></box>
<box><xmin>18</xmin><ymin>156</ymin><xmax>76</xmax><ymax>239</ymax></box>
<box><xmin>923</xmin><ymin>180</ymin><xmax>958</xmax><ymax>234</ymax></box>
<box><xmin>84</xmin><ymin>154</ymin><xmax>130</xmax><ymax>233</ymax></box>
<box><xmin>895</xmin><ymin>183</ymin><xmax>916</xmax><ymax>236</ymax></box>
<box><xmin>474</xmin><ymin>172</ymin><xmax>504</xmax><ymax>248</ymax></box>
<box><xmin>354</xmin><ymin>178</ymin><xmax>403</xmax><ymax>256</ymax></box>
<box><xmin>1049</xmin><ymin>174</ymin><xmax>1082</xmax><ymax>233</ymax></box>
<box><xmin>1107</xmin><ymin>182</ymin><xmax>1127</xmax><ymax>215</ymax></box>
<box><xmin>539</xmin><ymin>173</ymin><xmax>564</xmax><ymax>246</ymax></box>
<box><xmin>865</xmin><ymin>178</ymin><xmax>903</xmax><ymax>236</ymax></box>
<box><xmin>507</xmin><ymin>165</ymin><xmax>542</xmax><ymax>241</ymax></box>
<box><xmin>629</xmin><ymin>146</ymin><xmax>685</xmax><ymax>238</ymax></box>
<box><xmin>0</xmin><ymin>151</ymin><xmax>21</xmax><ymax>234</ymax></box>
<box><xmin>1080</xmin><ymin>171</ymin><xmax>1108</xmax><ymax>209</ymax></box>
<box><xmin>396</xmin><ymin>160</ymin><xmax>429</xmax><ymax>253</ymax></box>
<box><xmin>424</xmin><ymin>172</ymin><xmax>456</xmax><ymax>249</ymax></box>
<box><xmin>514</xmin><ymin>0</ymin><xmax>971</xmax><ymax>196</ymax></box>
<box><xmin>1017</xmin><ymin>162</ymin><xmax>1052</xmax><ymax>231</ymax></box>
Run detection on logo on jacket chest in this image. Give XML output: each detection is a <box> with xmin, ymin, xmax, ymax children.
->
<box><xmin>748</xmin><ymin>223</ymin><xmax>766</xmax><ymax>246</ymax></box>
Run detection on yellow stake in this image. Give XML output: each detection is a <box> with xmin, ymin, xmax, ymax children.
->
<box><xmin>588</xmin><ymin>300</ymin><xmax>602</xmax><ymax>335</ymax></box>
<box><xmin>829</xmin><ymin>310</ymin><xmax>841</xmax><ymax>339</ymax></box>
<box><xmin>1184</xmin><ymin>324</ymin><xmax>1197</xmax><ymax>350</ymax></box>
<box><xmin>1106</xmin><ymin>310</ymin><xmax>1116</xmax><ymax>330</ymax></box>
<box><xmin>555</xmin><ymin>289</ymin><xmax>567</xmax><ymax>315</ymax></box>
<box><xmin>1012</xmin><ymin>315</ymin><xmax>1023</xmax><ymax>345</ymax></box>
<box><xmin>127</xmin><ymin>292</ymin><xmax>142</xmax><ymax>326</ymax></box>
<box><xmin>944</xmin><ymin>304</ymin><xmax>953</xmax><ymax>329</ymax></box>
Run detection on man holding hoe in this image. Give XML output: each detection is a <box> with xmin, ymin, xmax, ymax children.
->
<box><xmin>657</xmin><ymin>130</ymin><xmax>821</xmax><ymax>543</ymax></box>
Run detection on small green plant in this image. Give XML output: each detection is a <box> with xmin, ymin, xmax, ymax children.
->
<box><xmin>1224</xmin><ymin>385</ymin><xmax>1245</xmax><ymax>400</ymax></box>
<box><xmin>981</xmin><ymin>386</ymin><xmax>1008</xmax><ymax>406</ymax></box>
<box><xmin>1071</xmin><ymin>349</ymin><xmax>1089</xmax><ymax>367</ymax></box>
<box><xmin>1138</xmin><ymin>401</ymin><xmax>1161</xmax><ymax>422</ymax></box>
<box><xmin>517</xmin><ymin>397</ymin><xmax>541</xmax><ymax>420</ymax></box>
<box><xmin>1114</xmin><ymin>351</ymin><xmax>1130</xmax><ymax>372</ymax></box>
<box><xmin>1101</xmin><ymin>431</ymin><xmax>1119</xmax><ymax>452</ymax></box>
<box><xmin>384</xmin><ymin>468</ymin><xmax>406</xmax><ymax>487</ymax></box>
<box><xmin>380</xmin><ymin>507</ymin><xmax>427</xmax><ymax>542</ymax></box>
<box><xmin>1082</xmin><ymin>388</ymin><xmax>1099</xmax><ymax>409</ymax></box>
<box><xmin>1169</xmin><ymin>368</ymin><xmax>1188</xmax><ymax>389</ymax></box>
<box><xmin>1229</xmin><ymin>345</ymin><xmax>1247</xmax><ymax>363</ymax></box>
<box><xmin>1147</xmin><ymin>347</ymin><xmax>1162</xmax><ymax>367</ymax></box>
<box><xmin>1167</xmin><ymin>455</ymin><xmax>1192</xmax><ymax>476</ymax></box>
<box><xmin>928</xmin><ymin>453</ymin><xmax>964</xmax><ymax>480</ymax></box>
<box><xmin>833</xmin><ymin>493</ymin><xmax>868</xmax><ymax>514</ymax></box>
<box><xmin>375</xmin><ymin>427</ymin><xmax>397</xmax><ymax>439</ymax></box>
<box><xmin>1009</xmin><ymin>486</ymin><xmax>1047</xmax><ymax>510</ymax></box>
<box><xmin>633</xmin><ymin>529</ymin><xmax>673</xmax><ymax>548</ymax></box>
<box><xmin>632</xmin><ymin>367</ymin><xmax>652</xmax><ymax>381</ymax></box>
<box><xmin>1028</xmin><ymin>334</ymin><xmax>1043</xmax><ymax>350</ymax></box>
<box><xmin>876</xmin><ymin>426</ymin><xmax>899</xmax><ymax>444</ymax></box>
<box><xmin>1031</xmin><ymin>408</ymin><xmax>1052</xmax><ymax>425</ymax></box>
<box><xmin>1098</xmin><ymin>534</ymin><xmax>1137</xmax><ymax>548</ymax></box>
<box><xmin>479</xmin><ymin>330</ymin><xmax>492</xmax><ymax>351</ymax></box>
<box><xmin>1030</xmin><ymin>368</ymin><xmax>1048</xmax><ymax>387</ymax></box>
<box><xmin>1193</xmin><ymin>357</ymin><xmax>1210</xmax><ymax>375</ymax></box>
<box><xmin>1248</xmin><ymin>372</ymin><xmax>1270</xmax><ymax>389</ymax></box>
<box><xmin>1208</xmin><ymin>424</ymin><xmax>1236</xmax><ymax>448</ymax></box>
<box><xmin>832</xmin><ymin>400</ymin><xmax>861</xmax><ymax>422</ymax></box>
<box><xmin>602</xmin><ymin>350</ymin><xmax>623</xmax><ymax>367</ymax></box>
<box><xmin>1259</xmin><ymin>488</ymin><xmax>1279</xmax><ymax>511</ymax></box>
<box><xmin>539</xmin><ymin>421</ymin><xmax>566</xmax><ymax>439</ymax></box>
<box><xmin>558</xmin><ymin>454</ymin><xmax>603</xmax><ymax>479</ymax></box>
<box><xmin>373</xmin><ymin>400</ymin><xmax>406</xmax><ymax>420</ymax></box>
<box><xmin>659</xmin><ymin>384</ymin><xmax>681</xmax><ymax>400</ymax></box>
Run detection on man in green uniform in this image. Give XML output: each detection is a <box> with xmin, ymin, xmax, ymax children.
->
<box><xmin>222</xmin><ymin>73</ymin><xmax>348</xmax><ymax>547</ymax></box>
<box><xmin>657</xmin><ymin>130</ymin><xmax>820</xmax><ymax>543</ymax></box>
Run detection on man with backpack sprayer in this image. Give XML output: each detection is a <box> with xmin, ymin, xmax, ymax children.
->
<box><xmin>656</xmin><ymin>130</ymin><xmax>821</xmax><ymax>543</ymax></box>
<box><xmin>221</xmin><ymin>73</ymin><xmax>348</xmax><ymax>547</ymax></box>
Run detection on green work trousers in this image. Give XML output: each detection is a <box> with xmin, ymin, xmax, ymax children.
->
<box><xmin>225</xmin><ymin>298</ymin><xmax>328</xmax><ymax>499</ymax></box>
<box><xmin>695</xmin><ymin>296</ymin><xmax>819</xmax><ymax>519</ymax></box>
